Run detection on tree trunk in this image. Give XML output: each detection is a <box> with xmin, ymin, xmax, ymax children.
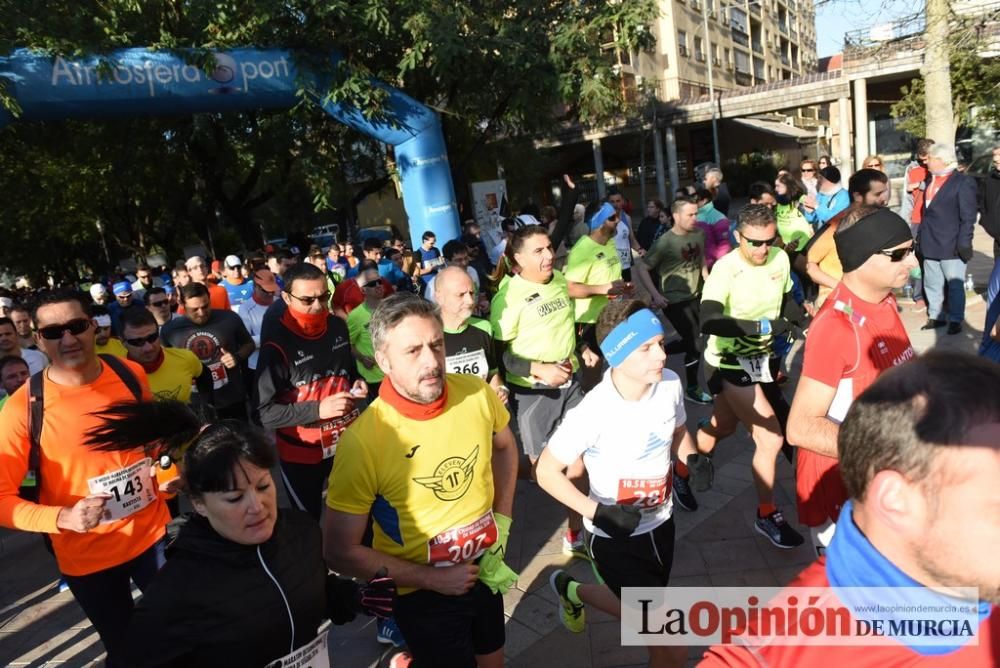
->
<box><xmin>923</xmin><ymin>0</ymin><xmax>955</xmax><ymax>144</ymax></box>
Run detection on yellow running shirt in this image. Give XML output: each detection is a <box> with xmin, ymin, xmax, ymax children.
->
<box><xmin>347</xmin><ymin>302</ymin><xmax>384</xmax><ymax>384</ymax></box>
<box><xmin>146</xmin><ymin>348</ymin><xmax>203</xmax><ymax>403</ymax></box>
<box><xmin>327</xmin><ymin>374</ymin><xmax>509</xmax><ymax>592</ymax></box>
<box><xmin>490</xmin><ymin>270</ymin><xmax>577</xmax><ymax>388</ymax></box>
<box><xmin>95</xmin><ymin>338</ymin><xmax>128</xmax><ymax>358</ymax></box>
<box><xmin>564</xmin><ymin>236</ymin><xmax>622</xmax><ymax>323</ymax></box>
<box><xmin>701</xmin><ymin>246</ymin><xmax>792</xmax><ymax>370</ymax></box>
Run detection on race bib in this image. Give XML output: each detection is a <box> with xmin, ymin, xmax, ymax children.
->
<box><xmin>446</xmin><ymin>349</ymin><xmax>489</xmax><ymax>380</ymax></box>
<box><xmin>618</xmin><ymin>247</ymin><xmax>632</xmax><ymax>267</ymax></box>
<box><xmin>617</xmin><ymin>476</ymin><xmax>671</xmax><ymax>514</ymax></box>
<box><xmin>265</xmin><ymin>622</ymin><xmax>331</xmax><ymax>668</ymax></box>
<box><xmin>318</xmin><ymin>410</ymin><xmax>359</xmax><ymax>459</ymax></box>
<box><xmin>737</xmin><ymin>354</ymin><xmax>773</xmax><ymax>383</ymax></box>
<box><xmin>427</xmin><ymin>510</ymin><xmax>498</xmax><ymax>567</ymax></box>
<box><xmin>87</xmin><ymin>458</ymin><xmax>157</xmax><ymax>523</ymax></box>
<box><xmin>208</xmin><ymin>361</ymin><xmax>229</xmax><ymax>389</ymax></box>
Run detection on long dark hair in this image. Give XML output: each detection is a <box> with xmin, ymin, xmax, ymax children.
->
<box><xmin>85</xmin><ymin>401</ymin><xmax>276</xmax><ymax>496</ymax></box>
<box><xmin>488</xmin><ymin>223</ymin><xmax>550</xmax><ymax>285</ymax></box>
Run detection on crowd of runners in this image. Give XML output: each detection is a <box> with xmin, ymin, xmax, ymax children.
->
<box><xmin>0</xmin><ymin>140</ymin><xmax>998</xmax><ymax>667</ymax></box>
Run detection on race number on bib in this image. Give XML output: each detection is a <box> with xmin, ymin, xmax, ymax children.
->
<box><xmin>208</xmin><ymin>361</ymin><xmax>229</xmax><ymax>389</ymax></box>
<box><xmin>737</xmin><ymin>354</ymin><xmax>773</xmax><ymax>383</ymax></box>
<box><xmin>318</xmin><ymin>410</ymin><xmax>359</xmax><ymax>459</ymax></box>
<box><xmin>617</xmin><ymin>476</ymin><xmax>670</xmax><ymax>513</ymax></box>
<box><xmin>265</xmin><ymin>622</ymin><xmax>331</xmax><ymax>668</ymax></box>
<box><xmin>427</xmin><ymin>510</ymin><xmax>498</xmax><ymax>567</ymax></box>
<box><xmin>87</xmin><ymin>458</ymin><xmax>157</xmax><ymax>523</ymax></box>
<box><xmin>445</xmin><ymin>349</ymin><xmax>489</xmax><ymax>380</ymax></box>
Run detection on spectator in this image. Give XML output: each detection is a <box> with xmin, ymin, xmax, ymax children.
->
<box><xmin>977</xmin><ymin>144</ymin><xmax>1000</xmax><ymax>259</ymax></box>
<box><xmin>703</xmin><ymin>165</ymin><xmax>731</xmax><ymax>216</ymax></box>
<box><xmin>801</xmin><ymin>165</ymin><xmax>850</xmax><ymax>229</ymax></box>
<box><xmin>636</xmin><ymin>199</ymin><xmax>666</xmax><ymax>251</ymax></box>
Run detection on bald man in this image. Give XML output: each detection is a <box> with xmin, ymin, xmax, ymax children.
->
<box><xmin>436</xmin><ymin>266</ymin><xmax>508</xmax><ymax>404</ymax></box>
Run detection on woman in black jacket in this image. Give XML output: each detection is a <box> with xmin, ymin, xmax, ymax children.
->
<box><xmin>85</xmin><ymin>401</ymin><xmax>395</xmax><ymax>667</ymax></box>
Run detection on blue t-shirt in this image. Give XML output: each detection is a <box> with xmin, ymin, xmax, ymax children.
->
<box><xmin>221</xmin><ymin>279</ymin><xmax>253</xmax><ymax>309</ymax></box>
<box><xmin>418</xmin><ymin>246</ymin><xmax>442</xmax><ymax>285</ymax></box>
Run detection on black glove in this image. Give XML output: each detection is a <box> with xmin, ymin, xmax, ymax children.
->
<box><xmin>958</xmin><ymin>246</ymin><xmax>973</xmax><ymax>263</ymax></box>
<box><xmin>687</xmin><ymin>453</ymin><xmax>714</xmax><ymax>493</ymax></box>
<box><xmin>354</xmin><ymin>568</ymin><xmax>396</xmax><ymax>619</ymax></box>
<box><xmin>593</xmin><ymin>503</ymin><xmax>642</xmax><ymax>539</ymax></box>
<box><xmin>769</xmin><ymin>318</ymin><xmax>791</xmax><ymax>336</ymax></box>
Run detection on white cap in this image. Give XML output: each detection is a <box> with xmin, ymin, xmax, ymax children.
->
<box><xmin>89</xmin><ymin>284</ymin><xmax>108</xmax><ymax>298</ymax></box>
<box><xmin>224</xmin><ymin>254</ymin><xmax>242</xmax><ymax>268</ymax></box>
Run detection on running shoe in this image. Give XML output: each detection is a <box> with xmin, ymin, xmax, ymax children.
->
<box><xmin>697</xmin><ymin>416</ymin><xmax>713</xmax><ymax>432</ymax></box>
<box><xmin>549</xmin><ymin>569</ymin><xmax>585</xmax><ymax>633</ymax></box>
<box><xmin>377</xmin><ymin>617</ymin><xmax>406</xmax><ymax>647</ymax></box>
<box><xmin>57</xmin><ymin>577</ymin><xmax>69</xmax><ymax>593</ymax></box>
<box><xmin>672</xmin><ymin>473</ymin><xmax>698</xmax><ymax>511</ymax></box>
<box><xmin>685</xmin><ymin>386</ymin><xmax>713</xmax><ymax>405</ymax></box>
<box><xmin>754</xmin><ymin>510</ymin><xmax>805</xmax><ymax>549</ymax></box>
<box><xmin>561</xmin><ymin>531</ymin><xmax>590</xmax><ymax>561</ymax></box>
<box><xmin>686</xmin><ymin>453</ymin><xmax>714</xmax><ymax>492</ymax></box>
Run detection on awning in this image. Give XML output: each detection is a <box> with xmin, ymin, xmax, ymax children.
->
<box><xmin>730</xmin><ymin>117</ymin><xmax>818</xmax><ymax>140</ymax></box>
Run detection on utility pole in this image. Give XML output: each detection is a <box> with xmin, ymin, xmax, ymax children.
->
<box><xmin>703</xmin><ymin>0</ymin><xmax>721</xmax><ymax>166</ymax></box>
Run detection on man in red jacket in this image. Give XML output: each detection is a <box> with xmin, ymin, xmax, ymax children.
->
<box><xmin>702</xmin><ymin>352</ymin><xmax>1000</xmax><ymax>666</ymax></box>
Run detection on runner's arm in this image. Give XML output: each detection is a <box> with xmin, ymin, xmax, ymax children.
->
<box><xmin>491</xmin><ymin>426</ymin><xmax>518</xmax><ymax>517</ymax></box>
<box><xmin>699</xmin><ymin>300</ymin><xmax>765</xmax><ymax>337</ymax></box>
<box><xmin>535</xmin><ymin>448</ymin><xmax>598</xmax><ymax>519</ymax></box>
<box><xmin>786</xmin><ymin>376</ymin><xmax>840</xmax><ymax>458</ymax></box>
<box><xmin>672</xmin><ymin>424</ymin><xmax>699</xmax><ymax>462</ymax></box>
<box><xmin>550</xmin><ymin>175</ymin><xmax>578</xmax><ymax>251</ymax></box>
<box><xmin>254</xmin><ymin>343</ymin><xmax>320</xmax><ymax>429</ymax></box>
<box><xmin>806</xmin><ymin>261</ymin><xmax>839</xmax><ymax>290</ymax></box>
<box><xmin>566</xmin><ymin>279</ymin><xmax>618</xmax><ymax>298</ymax></box>
<box><xmin>193</xmin><ymin>362</ymin><xmax>214</xmax><ymax>397</ymax></box>
<box><xmin>632</xmin><ymin>262</ymin><xmax>668</xmax><ymax>305</ymax></box>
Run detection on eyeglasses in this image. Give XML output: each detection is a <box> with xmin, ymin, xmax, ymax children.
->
<box><xmin>743</xmin><ymin>236</ymin><xmax>778</xmax><ymax>248</ymax></box>
<box><xmin>286</xmin><ymin>291</ymin><xmax>331</xmax><ymax>306</ymax></box>
<box><xmin>227</xmin><ymin>264</ymin><xmax>242</xmax><ymax>270</ymax></box>
<box><xmin>147</xmin><ymin>299</ymin><xmax>169</xmax><ymax>308</ymax></box>
<box><xmin>36</xmin><ymin>318</ymin><xmax>91</xmax><ymax>340</ymax></box>
<box><xmin>124</xmin><ymin>331</ymin><xmax>159</xmax><ymax>347</ymax></box>
<box><xmin>361</xmin><ymin>279</ymin><xmax>382</xmax><ymax>289</ymax></box>
<box><xmin>876</xmin><ymin>246</ymin><xmax>915</xmax><ymax>262</ymax></box>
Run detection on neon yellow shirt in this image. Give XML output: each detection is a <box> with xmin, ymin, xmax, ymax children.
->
<box><xmin>347</xmin><ymin>302</ymin><xmax>384</xmax><ymax>384</ymax></box>
<box><xmin>95</xmin><ymin>338</ymin><xmax>128</xmax><ymax>358</ymax></box>
<box><xmin>146</xmin><ymin>348</ymin><xmax>203</xmax><ymax>403</ymax></box>
<box><xmin>490</xmin><ymin>270</ymin><xmax>578</xmax><ymax>388</ymax></box>
<box><xmin>564</xmin><ymin>235</ymin><xmax>622</xmax><ymax>323</ymax></box>
<box><xmin>701</xmin><ymin>247</ymin><xmax>792</xmax><ymax>370</ymax></box>
<box><xmin>775</xmin><ymin>203</ymin><xmax>813</xmax><ymax>249</ymax></box>
<box><xmin>327</xmin><ymin>374</ymin><xmax>509</xmax><ymax>592</ymax></box>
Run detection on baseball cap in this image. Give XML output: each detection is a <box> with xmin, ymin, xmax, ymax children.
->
<box><xmin>224</xmin><ymin>254</ymin><xmax>242</xmax><ymax>268</ymax></box>
<box><xmin>819</xmin><ymin>165</ymin><xmax>841</xmax><ymax>184</ymax></box>
<box><xmin>89</xmin><ymin>284</ymin><xmax>108</xmax><ymax>299</ymax></box>
<box><xmin>252</xmin><ymin>268</ymin><xmax>279</xmax><ymax>292</ymax></box>
<box><xmin>112</xmin><ymin>281</ymin><xmax>132</xmax><ymax>296</ymax></box>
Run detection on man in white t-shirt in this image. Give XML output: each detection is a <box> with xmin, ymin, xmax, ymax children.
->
<box><xmin>607</xmin><ymin>187</ymin><xmax>643</xmax><ymax>281</ymax></box>
<box><xmin>535</xmin><ymin>299</ymin><xmax>699</xmax><ymax>667</ymax></box>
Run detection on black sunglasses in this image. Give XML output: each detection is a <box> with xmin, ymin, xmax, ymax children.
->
<box><xmin>124</xmin><ymin>331</ymin><xmax>159</xmax><ymax>347</ymax></box>
<box><xmin>744</xmin><ymin>236</ymin><xmax>778</xmax><ymax>248</ymax></box>
<box><xmin>286</xmin><ymin>291</ymin><xmax>331</xmax><ymax>306</ymax></box>
<box><xmin>147</xmin><ymin>299</ymin><xmax>170</xmax><ymax>308</ymax></box>
<box><xmin>361</xmin><ymin>279</ymin><xmax>382</xmax><ymax>289</ymax></box>
<box><xmin>36</xmin><ymin>318</ymin><xmax>91</xmax><ymax>340</ymax></box>
<box><xmin>801</xmin><ymin>168</ymin><xmax>815</xmax><ymax>173</ymax></box>
<box><xmin>876</xmin><ymin>246</ymin><xmax>915</xmax><ymax>262</ymax></box>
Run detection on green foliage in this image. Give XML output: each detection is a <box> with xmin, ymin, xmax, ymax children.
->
<box><xmin>723</xmin><ymin>150</ymin><xmax>783</xmax><ymax>196</ymax></box>
<box><xmin>0</xmin><ymin>0</ymin><xmax>658</xmax><ymax>279</ymax></box>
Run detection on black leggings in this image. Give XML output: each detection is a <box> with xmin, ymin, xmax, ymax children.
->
<box><xmin>663</xmin><ymin>298</ymin><xmax>702</xmax><ymax>389</ymax></box>
<box><xmin>279</xmin><ymin>458</ymin><xmax>334</xmax><ymax>521</ymax></box>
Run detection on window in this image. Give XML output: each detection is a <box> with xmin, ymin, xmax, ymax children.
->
<box><xmin>695</xmin><ymin>36</ymin><xmax>705</xmax><ymax>61</ymax></box>
<box><xmin>713</xmin><ymin>44</ymin><xmax>721</xmax><ymax>66</ymax></box>
<box><xmin>734</xmin><ymin>49</ymin><xmax>751</xmax><ymax>74</ymax></box>
<box><xmin>678</xmin><ymin>30</ymin><xmax>689</xmax><ymax>57</ymax></box>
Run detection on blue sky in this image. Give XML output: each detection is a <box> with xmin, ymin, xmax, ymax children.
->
<box><xmin>814</xmin><ymin>0</ymin><xmax>919</xmax><ymax>57</ymax></box>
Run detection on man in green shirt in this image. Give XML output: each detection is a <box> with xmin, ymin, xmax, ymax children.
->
<box><xmin>635</xmin><ymin>198</ymin><xmax>713</xmax><ymax>408</ymax></box>
<box><xmin>347</xmin><ymin>264</ymin><xmax>386</xmax><ymax>398</ymax></box>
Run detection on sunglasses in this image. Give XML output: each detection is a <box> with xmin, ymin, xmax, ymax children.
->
<box><xmin>124</xmin><ymin>331</ymin><xmax>159</xmax><ymax>347</ymax></box>
<box><xmin>867</xmin><ymin>163</ymin><xmax>882</xmax><ymax>168</ymax></box>
<box><xmin>801</xmin><ymin>168</ymin><xmax>815</xmax><ymax>173</ymax></box>
<box><xmin>36</xmin><ymin>318</ymin><xmax>91</xmax><ymax>340</ymax></box>
<box><xmin>877</xmin><ymin>246</ymin><xmax>915</xmax><ymax>262</ymax></box>
<box><xmin>361</xmin><ymin>279</ymin><xmax>382</xmax><ymax>289</ymax></box>
<box><xmin>286</xmin><ymin>291</ymin><xmax>331</xmax><ymax>306</ymax></box>
<box><xmin>147</xmin><ymin>299</ymin><xmax>169</xmax><ymax>308</ymax></box>
<box><xmin>743</xmin><ymin>236</ymin><xmax>778</xmax><ymax>248</ymax></box>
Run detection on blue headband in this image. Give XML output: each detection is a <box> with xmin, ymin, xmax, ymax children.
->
<box><xmin>599</xmin><ymin>308</ymin><xmax>664</xmax><ymax>367</ymax></box>
<box><xmin>589</xmin><ymin>202</ymin><xmax>618</xmax><ymax>230</ymax></box>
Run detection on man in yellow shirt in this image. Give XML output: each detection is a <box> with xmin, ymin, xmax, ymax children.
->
<box><xmin>325</xmin><ymin>294</ymin><xmax>519</xmax><ymax>668</ymax></box>
<box><xmin>91</xmin><ymin>305</ymin><xmax>128</xmax><ymax>357</ymax></box>
<box><xmin>120</xmin><ymin>308</ymin><xmax>208</xmax><ymax>404</ymax></box>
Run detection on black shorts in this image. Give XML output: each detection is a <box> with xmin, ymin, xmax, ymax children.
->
<box><xmin>705</xmin><ymin>357</ymin><xmax>781</xmax><ymax>396</ymax></box>
<box><xmin>586</xmin><ymin>518</ymin><xmax>676</xmax><ymax>599</ymax></box>
<box><xmin>509</xmin><ymin>381</ymin><xmax>584</xmax><ymax>459</ymax></box>
<box><xmin>393</xmin><ymin>580</ymin><xmax>504</xmax><ymax>667</ymax></box>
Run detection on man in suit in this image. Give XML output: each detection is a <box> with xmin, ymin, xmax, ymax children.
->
<box><xmin>918</xmin><ymin>143</ymin><xmax>978</xmax><ymax>335</ymax></box>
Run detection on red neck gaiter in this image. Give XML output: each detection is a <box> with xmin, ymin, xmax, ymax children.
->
<box><xmin>378</xmin><ymin>377</ymin><xmax>448</xmax><ymax>421</ymax></box>
<box><xmin>130</xmin><ymin>348</ymin><xmax>165</xmax><ymax>374</ymax></box>
<box><xmin>281</xmin><ymin>308</ymin><xmax>328</xmax><ymax>339</ymax></box>
<box><xmin>252</xmin><ymin>293</ymin><xmax>273</xmax><ymax>307</ymax></box>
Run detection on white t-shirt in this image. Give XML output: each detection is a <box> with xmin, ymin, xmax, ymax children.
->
<box><xmin>546</xmin><ymin>368</ymin><xmax>685</xmax><ymax>538</ymax></box>
<box><xmin>238</xmin><ymin>298</ymin><xmax>267</xmax><ymax>369</ymax></box>
<box><xmin>22</xmin><ymin>348</ymin><xmax>48</xmax><ymax>375</ymax></box>
<box><xmin>614</xmin><ymin>215</ymin><xmax>633</xmax><ymax>269</ymax></box>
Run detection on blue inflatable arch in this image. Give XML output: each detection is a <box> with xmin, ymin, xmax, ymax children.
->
<box><xmin>0</xmin><ymin>48</ymin><xmax>460</xmax><ymax>249</ymax></box>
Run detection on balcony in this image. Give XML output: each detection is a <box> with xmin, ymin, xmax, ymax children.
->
<box><xmin>780</xmin><ymin>54</ymin><xmax>789</xmax><ymax>66</ymax></box>
<box><xmin>731</xmin><ymin>30</ymin><xmax>749</xmax><ymax>47</ymax></box>
<box><xmin>750</xmin><ymin>3</ymin><xmax>761</xmax><ymax>16</ymax></box>
<box><xmin>790</xmin><ymin>27</ymin><xmax>798</xmax><ymax>41</ymax></box>
<box><xmin>752</xmin><ymin>40</ymin><xmax>763</xmax><ymax>54</ymax></box>
<box><xmin>778</xmin><ymin>22</ymin><xmax>788</xmax><ymax>35</ymax></box>
<box><xmin>734</xmin><ymin>71</ymin><xmax>752</xmax><ymax>86</ymax></box>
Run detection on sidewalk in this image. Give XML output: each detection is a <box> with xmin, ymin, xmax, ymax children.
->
<box><xmin>2</xmin><ymin>228</ymin><xmax>994</xmax><ymax>667</ymax></box>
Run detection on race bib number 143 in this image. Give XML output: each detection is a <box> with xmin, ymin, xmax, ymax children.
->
<box><xmin>87</xmin><ymin>458</ymin><xmax>157</xmax><ymax>523</ymax></box>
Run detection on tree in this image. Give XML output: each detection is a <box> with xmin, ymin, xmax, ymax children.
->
<box><xmin>0</xmin><ymin>1</ymin><xmax>659</xmax><ymax>278</ymax></box>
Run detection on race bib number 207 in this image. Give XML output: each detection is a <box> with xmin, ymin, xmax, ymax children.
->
<box><xmin>428</xmin><ymin>510</ymin><xmax>498</xmax><ymax>567</ymax></box>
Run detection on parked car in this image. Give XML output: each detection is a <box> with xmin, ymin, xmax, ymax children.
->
<box><xmin>357</xmin><ymin>225</ymin><xmax>402</xmax><ymax>247</ymax></box>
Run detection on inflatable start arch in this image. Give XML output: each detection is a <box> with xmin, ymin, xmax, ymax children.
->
<box><xmin>0</xmin><ymin>48</ymin><xmax>460</xmax><ymax>248</ymax></box>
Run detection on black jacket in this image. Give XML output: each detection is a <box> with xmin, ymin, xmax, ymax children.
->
<box><xmin>978</xmin><ymin>167</ymin><xmax>1000</xmax><ymax>241</ymax></box>
<box><xmin>125</xmin><ymin>510</ymin><xmax>358</xmax><ymax>667</ymax></box>
<box><xmin>917</xmin><ymin>170</ymin><xmax>977</xmax><ymax>260</ymax></box>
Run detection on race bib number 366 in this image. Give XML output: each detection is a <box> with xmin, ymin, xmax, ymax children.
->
<box><xmin>428</xmin><ymin>510</ymin><xmax>498</xmax><ymax>567</ymax></box>
<box><xmin>87</xmin><ymin>458</ymin><xmax>157</xmax><ymax>523</ymax></box>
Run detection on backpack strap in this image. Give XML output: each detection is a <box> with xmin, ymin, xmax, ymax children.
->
<box><xmin>20</xmin><ymin>370</ymin><xmax>46</xmax><ymax>500</ymax></box>
<box><xmin>99</xmin><ymin>353</ymin><xmax>142</xmax><ymax>400</ymax></box>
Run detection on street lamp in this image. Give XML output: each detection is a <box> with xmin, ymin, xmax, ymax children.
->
<box><xmin>701</xmin><ymin>0</ymin><xmax>721</xmax><ymax>167</ymax></box>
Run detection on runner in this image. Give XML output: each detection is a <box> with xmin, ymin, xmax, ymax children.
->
<box><xmin>0</xmin><ymin>354</ymin><xmax>29</xmax><ymax>411</ymax></box>
<box><xmin>607</xmin><ymin>186</ymin><xmax>643</xmax><ymax>281</ymax></box>
<box><xmin>702</xmin><ymin>352</ymin><xmax>1000</xmax><ymax>666</ymax></box>
<box><xmin>83</xmin><ymin>399</ymin><xmax>396</xmax><ymax>667</ymax></box>
<box><xmin>435</xmin><ymin>266</ymin><xmax>506</xmax><ymax>402</ymax></box>
<box><xmin>787</xmin><ymin>206</ymin><xmax>916</xmax><ymax>555</ymax></box>
<box><xmin>10</xmin><ymin>304</ymin><xmax>37</xmax><ymax>350</ymax></box>
<box><xmin>537</xmin><ymin>299</ymin><xmax>697</xmax><ymax>668</ymax></box>
<box><xmin>91</xmin><ymin>305</ymin><xmax>128</xmax><ymax>357</ymax></box>
<box><xmin>160</xmin><ymin>282</ymin><xmax>255</xmax><ymax>420</ymax></box>
<box><xmin>255</xmin><ymin>263</ymin><xmax>366</xmax><ymax>521</ymax></box>
<box><xmin>346</xmin><ymin>263</ymin><xmax>387</xmax><ymax>399</ymax></box>
<box><xmin>238</xmin><ymin>267</ymin><xmax>277</xmax><ymax>376</ymax></box>
<box><xmin>109</xmin><ymin>281</ymin><xmax>144</xmax><ymax>334</ymax></box>
<box><xmin>185</xmin><ymin>256</ymin><xmax>232</xmax><ymax>311</ymax></box>
<box><xmin>0</xmin><ymin>316</ymin><xmax>47</xmax><ymax>374</ymax></box>
<box><xmin>633</xmin><ymin>198</ymin><xmax>715</xmax><ymax>406</ymax></box>
<box><xmin>121</xmin><ymin>307</ymin><xmax>208</xmax><ymax>404</ymax></box>
<box><xmin>0</xmin><ymin>289</ymin><xmax>169</xmax><ymax>665</ymax></box>
<box><xmin>325</xmin><ymin>294</ymin><xmax>519</xmax><ymax>668</ymax></box>
<box><xmin>143</xmin><ymin>287</ymin><xmax>180</xmax><ymax>330</ymax></box>
<box><xmin>219</xmin><ymin>254</ymin><xmax>253</xmax><ymax>311</ymax></box>
<box><xmin>697</xmin><ymin>204</ymin><xmax>806</xmax><ymax>548</ymax></box>
<box><xmin>423</xmin><ymin>239</ymin><xmax>482</xmax><ymax>303</ymax></box>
